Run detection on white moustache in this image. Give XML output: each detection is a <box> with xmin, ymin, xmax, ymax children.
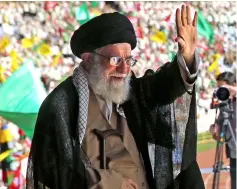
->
<box><xmin>109</xmin><ymin>73</ymin><xmax>127</xmax><ymax>78</ymax></box>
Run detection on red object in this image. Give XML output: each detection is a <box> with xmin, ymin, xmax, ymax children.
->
<box><xmin>44</xmin><ymin>2</ymin><xmax>59</xmax><ymax>11</ymax></box>
<box><xmin>136</xmin><ymin>27</ymin><xmax>143</xmax><ymax>39</ymax></box>
<box><xmin>160</xmin><ymin>48</ymin><xmax>166</xmax><ymax>53</ymax></box>
<box><xmin>165</xmin><ymin>14</ymin><xmax>171</xmax><ymax>22</ymax></box>
<box><xmin>18</xmin><ymin>129</ymin><xmax>24</xmax><ymax>137</ymax></box>
<box><xmin>2</xmin><ymin>171</ymin><xmax>7</xmax><ymax>183</ymax></box>
<box><xmin>9</xmin><ymin>167</ymin><xmax>21</xmax><ymax>189</ymax></box>
<box><xmin>136</xmin><ymin>3</ymin><xmax>141</xmax><ymax>11</ymax></box>
<box><xmin>58</xmin><ymin>27</ymin><xmax>63</xmax><ymax>36</ymax></box>
<box><xmin>177</xmin><ymin>97</ymin><xmax>183</xmax><ymax>104</ymax></box>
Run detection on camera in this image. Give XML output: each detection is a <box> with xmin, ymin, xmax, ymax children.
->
<box><xmin>211</xmin><ymin>87</ymin><xmax>231</xmax><ymax>109</ymax></box>
<box><xmin>213</xmin><ymin>87</ymin><xmax>230</xmax><ymax>101</ymax></box>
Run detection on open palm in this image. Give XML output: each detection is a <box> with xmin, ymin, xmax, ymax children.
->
<box><xmin>175</xmin><ymin>5</ymin><xmax>198</xmax><ymax>65</ymax></box>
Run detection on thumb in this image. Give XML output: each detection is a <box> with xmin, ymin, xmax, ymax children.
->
<box><xmin>175</xmin><ymin>37</ymin><xmax>185</xmax><ymax>49</ymax></box>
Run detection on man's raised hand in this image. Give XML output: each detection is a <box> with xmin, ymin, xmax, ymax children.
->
<box><xmin>175</xmin><ymin>5</ymin><xmax>198</xmax><ymax>66</ymax></box>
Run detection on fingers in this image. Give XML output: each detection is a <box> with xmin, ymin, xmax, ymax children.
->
<box><xmin>175</xmin><ymin>8</ymin><xmax>181</xmax><ymax>34</ymax></box>
<box><xmin>186</xmin><ymin>5</ymin><xmax>192</xmax><ymax>25</ymax></box>
<box><xmin>121</xmin><ymin>179</ymin><xmax>133</xmax><ymax>189</ymax></box>
<box><xmin>123</xmin><ymin>184</ymin><xmax>134</xmax><ymax>189</ymax></box>
<box><xmin>178</xmin><ymin>5</ymin><xmax>197</xmax><ymax>26</ymax></box>
<box><xmin>181</xmin><ymin>4</ymin><xmax>187</xmax><ymax>26</ymax></box>
<box><xmin>127</xmin><ymin>179</ymin><xmax>138</xmax><ymax>189</ymax></box>
<box><xmin>192</xmin><ymin>11</ymin><xmax>198</xmax><ymax>27</ymax></box>
<box><xmin>126</xmin><ymin>184</ymin><xmax>134</xmax><ymax>189</ymax></box>
<box><xmin>122</xmin><ymin>178</ymin><xmax>138</xmax><ymax>189</ymax></box>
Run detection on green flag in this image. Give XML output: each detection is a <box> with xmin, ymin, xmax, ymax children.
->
<box><xmin>91</xmin><ymin>1</ymin><xmax>100</xmax><ymax>8</ymax></box>
<box><xmin>62</xmin><ymin>32</ymin><xmax>70</xmax><ymax>43</ymax></box>
<box><xmin>197</xmin><ymin>9</ymin><xmax>215</xmax><ymax>45</ymax></box>
<box><xmin>32</xmin><ymin>40</ymin><xmax>44</xmax><ymax>52</ymax></box>
<box><xmin>75</xmin><ymin>3</ymin><xmax>90</xmax><ymax>25</ymax></box>
<box><xmin>0</xmin><ymin>60</ymin><xmax>47</xmax><ymax>138</ymax></box>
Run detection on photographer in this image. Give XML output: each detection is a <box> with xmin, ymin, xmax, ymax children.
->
<box><xmin>209</xmin><ymin>72</ymin><xmax>236</xmax><ymax>189</ymax></box>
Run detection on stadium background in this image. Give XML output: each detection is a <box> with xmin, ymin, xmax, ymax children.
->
<box><xmin>0</xmin><ymin>1</ymin><xmax>236</xmax><ymax>188</ymax></box>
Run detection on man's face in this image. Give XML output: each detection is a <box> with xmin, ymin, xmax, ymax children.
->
<box><xmin>217</xmin><ymin>80</ymin><xmax>226</xmax><ymax>87</ymax></box>
<box><xmin>97</xmin><ymin>43</ymin><xmax>132</xmax><ymax>84</ymax></box>
<box><xmin>88</xmin><ymin>43</ymin><xmax>132</xmax><ymax>104</ymax></box>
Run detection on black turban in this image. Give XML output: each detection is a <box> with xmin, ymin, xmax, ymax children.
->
<box><xmin>70</xmin><ymin>12</ymin><xmax>137</xmax><ymax>58</ymax></box>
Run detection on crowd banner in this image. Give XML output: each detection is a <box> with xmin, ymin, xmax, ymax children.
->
<box><xmin>0</xmin><ymin>60</ymin><xmax>47</xmax><ymax>138</ymax></box>
<box><xmin>197</xmin><ymin>9</ymin><xmax>215</xmax><ymax>45</ymax></box>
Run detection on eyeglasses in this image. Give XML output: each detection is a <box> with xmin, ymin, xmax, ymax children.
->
<box><xmin>92</xmin><ymin>51</ymin><xmax>137</xmax><ymax>67</ymax></box>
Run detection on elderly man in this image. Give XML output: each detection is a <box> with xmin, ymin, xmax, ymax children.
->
<box><xmin>27</xmin><ymin>5</ymin><xmax>204</xmax><ymax>189</ymax></box>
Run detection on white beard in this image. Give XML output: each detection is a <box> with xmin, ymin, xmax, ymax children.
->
<box><xmin>88</xmin><ymin>61</ymin><xmax>131</xmax><ymax>104</ymax></box>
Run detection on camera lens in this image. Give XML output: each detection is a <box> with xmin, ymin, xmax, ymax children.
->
<box><xmin>216</xmin><ymin>87</ymin><xmax>230</xmax><ymax>101</ymax></box>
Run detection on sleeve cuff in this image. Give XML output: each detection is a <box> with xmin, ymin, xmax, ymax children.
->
<box><xmin>177</xmin><ymin>50</ymin><xmax>199</xmax><ymax>78</ymax></box>
<box><xmin>177</xmin><ymin>50</ymin><xmax>200</xmax><ymax>92</ymax></box>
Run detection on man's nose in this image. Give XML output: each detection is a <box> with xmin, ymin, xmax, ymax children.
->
<box><xmin>116</xmin><ymin>60</ymin><xmax>130</xmax><ymax>74</ymax></box>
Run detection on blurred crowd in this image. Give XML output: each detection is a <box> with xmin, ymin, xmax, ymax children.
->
<box><xmin>0</xmin><ymin>117</ymin><xmax>31</xmax><ymax>188</ymax></box>
<box><xmin>0</xmin><ymin>1</ymin><xmax>236</xmax><ymax>187</ymax></box>
<box><xmin>0</xmin><ymin>1</ymin><xmax>236</xmax><ymax>114</ymax></box>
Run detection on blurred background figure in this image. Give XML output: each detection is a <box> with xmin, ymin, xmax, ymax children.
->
<box><xmin>209</xmin><ymin>72</ymin><xmax>236</xmax><ymax>189</ymax></box>
<box><xmin>0</xmin><ymin>118</ymin><xmax>14</xmax><ymax>187</ymax></box>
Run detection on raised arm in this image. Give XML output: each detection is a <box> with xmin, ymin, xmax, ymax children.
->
<box><xmin>132</xmin><ymin>5</ymin><xmax>198</xmax><ymax>108</ymax></box>
<box><xmin>175</xmin><ymin>5</ymin><xmax>198</xmax><ymax>69</ymax></box>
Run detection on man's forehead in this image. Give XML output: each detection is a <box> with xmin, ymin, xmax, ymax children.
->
<box><xmin>98</xmin><ymin>43</ymin><xmax>131</xmax><ymax>53</ymax></box>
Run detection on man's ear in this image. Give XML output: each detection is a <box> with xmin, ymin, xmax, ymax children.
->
<box><xmin>81</xmin><ymin>52</ymin><xmax>93</xmax><ymax>64</ymax></box>
<box><xmin>80</xmin><ymin>52</ymin><xmax>93</xmax><ymax>71</ymax></box>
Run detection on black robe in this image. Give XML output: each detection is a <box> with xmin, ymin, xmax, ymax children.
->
<box><xmin>26</xmin><ymin>57</ymin><xmax>204</xmax><ymax>189</ymax></box>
